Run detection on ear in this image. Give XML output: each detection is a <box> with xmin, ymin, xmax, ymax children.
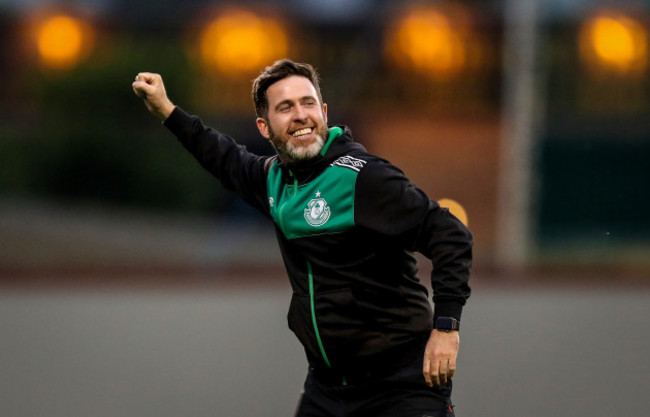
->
<box><xmin>322</xmin><ymin>103</ymin><xmax>328</xmax><ymax>124</ymax></box>
<box><xmin>256</xmin><ymin>117</ymin><xmax>270</xmax><ymax>139</ymax></box>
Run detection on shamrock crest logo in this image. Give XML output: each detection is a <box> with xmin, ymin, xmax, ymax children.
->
<box><xmin>304</xmin><ymin>191</ymin><xmax>331</xmax><ymax>227</ymax></box>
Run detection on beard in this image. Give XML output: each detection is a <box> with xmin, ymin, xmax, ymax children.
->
<box><xmin>268</xmin><ymin>122</ymin><xmax>328</xmax><ymax>164</ymax></box>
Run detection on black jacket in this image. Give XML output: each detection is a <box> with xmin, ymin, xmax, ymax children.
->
<box><xmin>165</xmin><ymin>107</ymin><xmax>472</xmax><ymax>376</ymax></box>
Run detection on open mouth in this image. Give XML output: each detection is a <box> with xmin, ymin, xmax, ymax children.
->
<box><xmin>291</xmin><ymin>127</ymin><xmax>313</xmax><ymax>138</ymax></box>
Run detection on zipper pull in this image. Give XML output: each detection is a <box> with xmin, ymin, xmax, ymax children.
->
<box><xmin>289</xmin><ymin>170</ymin><xmax>298</xmax><ymax>195</ymax></box>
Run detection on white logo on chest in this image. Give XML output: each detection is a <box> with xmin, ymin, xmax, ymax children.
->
<box><xmin>304</xmin><ymin>191</ymin><xmax>331</xmax><ymax>227</ymax></box>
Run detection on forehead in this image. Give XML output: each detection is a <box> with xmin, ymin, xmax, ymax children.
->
<box><xmin>266</xmin><ymin>75</ymin><xmax>319</xmax><ymax>106</ymax></box>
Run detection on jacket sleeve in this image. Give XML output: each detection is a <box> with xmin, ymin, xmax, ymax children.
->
<box><xmin>354</xmin><ymin>158</ymin><xmax>472</xmax><ymax>321</ymax></box>
<box><xmin>163</xmin><ymin>106</ymin><xmax>271</xmax><ymax>216</ymax></box>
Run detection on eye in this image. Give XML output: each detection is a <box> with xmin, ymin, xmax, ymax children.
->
<box><xmin>303</xmin><ymin>100</ymin><xmax>316</xmax><ymax>107</ymax></box>
<box><xmin>278</xmin><ymin>104</ymin><xmax>291</xmax><ymax>113</ymax></box>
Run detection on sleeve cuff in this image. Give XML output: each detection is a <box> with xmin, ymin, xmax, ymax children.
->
<box><xmin>162</xmin><ymin>106</ymin><xmax>188</xmax><ymax>134</ymax></box>
<box><xmin>433</xmin><ymin>300</ymin><xmax>464</xmax><ymax>322</ymax></box>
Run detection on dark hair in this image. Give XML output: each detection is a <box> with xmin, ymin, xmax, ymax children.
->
<box><xmin>252</xmin><ymin>59</ymin><xmax>323</xmax><ymax>118</ymax></box>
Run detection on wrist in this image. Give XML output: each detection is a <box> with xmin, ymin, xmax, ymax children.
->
<box><xmin>160</xmin><ymin>102</ymin><xmax>176</xmax><ymax>121</ymax></box>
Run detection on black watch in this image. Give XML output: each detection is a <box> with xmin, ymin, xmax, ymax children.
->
<box><xmin>435</xmin><ymin>317</ymin><xmax>460</xmax><ymax>332</ymax></box>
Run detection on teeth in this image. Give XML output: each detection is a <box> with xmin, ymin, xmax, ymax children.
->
<box><xmin>292</xmin><ymin>128</ymin><xmax>312</xmax><ymax>137</ymax></box>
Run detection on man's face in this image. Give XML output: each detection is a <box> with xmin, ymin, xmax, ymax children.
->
<box><xmin>256</xmin><ymin>75</ymin><xmax>328</xmax><ymax>164</ymax></box>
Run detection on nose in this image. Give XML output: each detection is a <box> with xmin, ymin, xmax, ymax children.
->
<box><xmin>293</xmin><ymin>104</ymin><xmax>308</xmax><ymax>122</ymax></box>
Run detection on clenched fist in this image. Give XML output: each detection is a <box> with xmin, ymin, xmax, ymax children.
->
<box><xmin>132</xmin><ymin>72</ymin><xmax>175</xmax><ymax>120</ymax></box>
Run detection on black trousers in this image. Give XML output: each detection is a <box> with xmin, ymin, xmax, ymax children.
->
<box><xmin>294</xmin><ymin>352</ymin><xmax>455</xmax><ymax>417</ymax></box>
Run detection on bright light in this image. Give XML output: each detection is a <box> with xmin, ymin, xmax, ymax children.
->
<box><xmin>579</xmin><ymin>13</ymin><xmax>647</xmax><ymax>75</ymax></box>
<box><xmin>437</xmin><ymin>198</ymin><xmax>469</xmax><ymax>226</ymax></box>
<box><xmin>200</xmin><ymin>10</ymin><xmax>288</xmax><ymax>77</ymax></box>
<box><xmin>36</xmin><ymin>15</ymin><xmax>93</xmax><ymax>69</ymax></box>
<box><xmin>385</xmin><ymin>6</ymin><xmax>469</xmax><ymax>78</ymax></box>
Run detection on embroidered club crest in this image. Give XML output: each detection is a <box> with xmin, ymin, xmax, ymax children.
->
<box><xmin>304</xmin><ymin>192</ymin><xmax>331</xmax><ymax>227</ymax></box>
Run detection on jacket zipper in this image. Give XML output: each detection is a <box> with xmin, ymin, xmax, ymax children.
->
<box><xmin>306</xmin><ymin>260</ymin><xmax>347</xmax><ymax>386</ymax></box>
<box><xmin>306</xmin><ymin>260</ymin><xmax>332</xmax><ymax>368</ymax></box>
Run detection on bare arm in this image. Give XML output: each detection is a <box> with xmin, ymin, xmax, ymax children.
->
<box><xmin>132</xmin><ymin>72</ymin><xmax>176</xmax><ymax>120</ymax></box>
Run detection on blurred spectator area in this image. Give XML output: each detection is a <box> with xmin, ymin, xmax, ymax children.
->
<box><xmin>0</xmin><ymin>0</ymin><xmax>649</xmax><ymax>279</ymax></box>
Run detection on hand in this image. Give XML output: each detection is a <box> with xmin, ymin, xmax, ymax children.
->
<box><xmin>132</xmin><ymin>72</ymin><xmax>176</xmax><ymax>120</ymax></box>
<box><xmin>423</xmin><ymin>329</ymin><xmax>459</xmax><ymax>387</ymax></box>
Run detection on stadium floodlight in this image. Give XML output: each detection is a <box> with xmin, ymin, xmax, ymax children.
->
<box><xmin>438</xmin><ymin>198</ymin><xmax>469</xmax><ymax>227</ymax></box>
<box><xmin>34</xmin><ymin>14</ymin><xmax>94</xmax><ymax>70</ymax></box>
<box><xmin>579</xmin><ymin>12</ymin><xmax>648</xmax><ymax>76</ymax></box>
<box><xmin>384</xmin><ymin>4</ymin><xmax>471</xmax><ymax>79</ymax></box>
<box><xmin>199</xmin><ymin>9</ymin><xmax>288</xmax><ymax>77</ymax></box>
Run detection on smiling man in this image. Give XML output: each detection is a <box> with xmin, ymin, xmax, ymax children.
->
<box><xmin>256</xmin><ymin>74</ymin><xmax>329</xmax><ymax>163</ymax></box>
<box><xmin>132</xmin><ymin>59</ymin><xmax>473</xmax><ymax>417</ymax></box>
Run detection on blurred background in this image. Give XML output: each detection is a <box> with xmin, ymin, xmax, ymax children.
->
<box><xmin>1</xmin><ymin>0</ymin><xmax>649</xmax><ymax>416</ymax></box>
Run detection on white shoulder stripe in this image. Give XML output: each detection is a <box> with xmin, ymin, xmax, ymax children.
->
<box><xmin>330</xmin><ymin>155</ymin><xmax>367</xmax><ymax>172</ymax></box>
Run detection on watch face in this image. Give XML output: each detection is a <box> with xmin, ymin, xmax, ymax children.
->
<box><xmin>436</xmin><ymin>317</ymin><xmax>458</xmax><ymax>331</ymax></box>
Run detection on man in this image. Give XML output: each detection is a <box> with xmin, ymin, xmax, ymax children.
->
<box><xmin>132</xmin><ymin>59</ymin><xmax>472</xmax><ymax>417</ymax></box>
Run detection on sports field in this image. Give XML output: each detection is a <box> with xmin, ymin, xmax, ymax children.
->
<box><xmin>2</xmin><ymin>279</ymin><xmax>648</xmax><ymax>417</ymax></box>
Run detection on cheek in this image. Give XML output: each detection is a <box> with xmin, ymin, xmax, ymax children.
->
<box><xmin>269</xmin><ymin>116</ymin><xmax>289</xmax><ymax>132</ymax></box>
